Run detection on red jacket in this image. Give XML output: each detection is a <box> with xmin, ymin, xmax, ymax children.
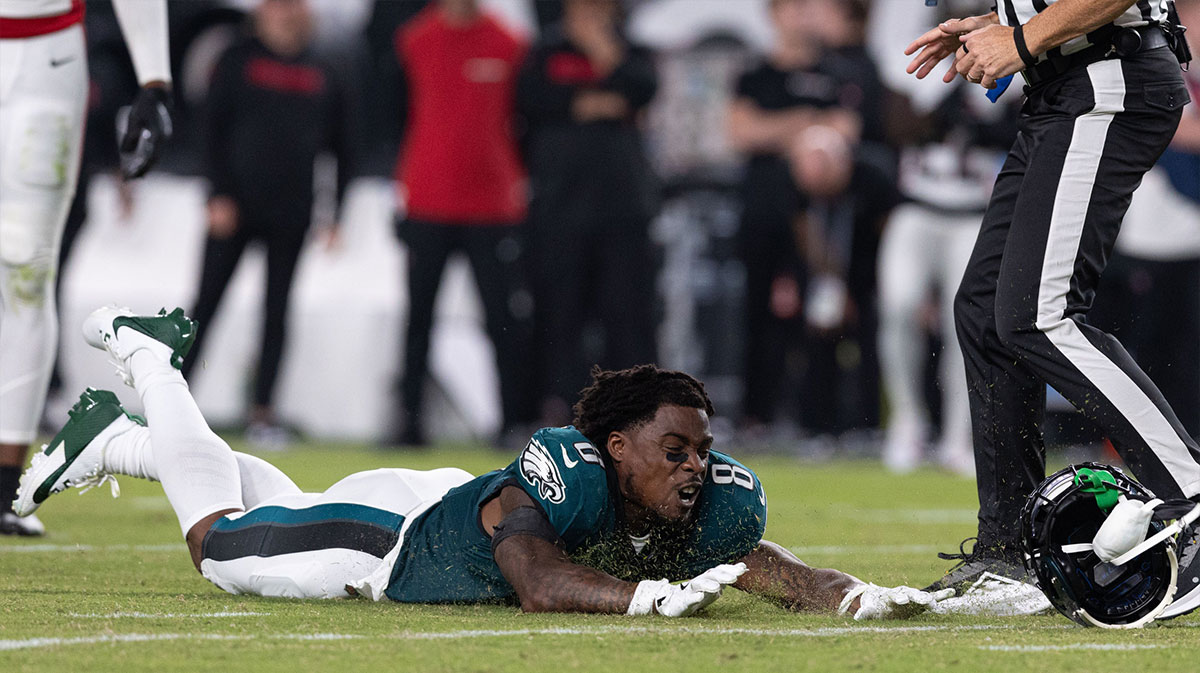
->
<box><xmin>395</xmin><ymin>7</ymin><xmax>527</xmax><ymax>224</ymax></box>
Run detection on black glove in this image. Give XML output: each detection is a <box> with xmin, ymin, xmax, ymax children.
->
<box><xmin>118</xmin><ymin>85</ymin><xmax>173</xmax><ymax>179</ymax></box>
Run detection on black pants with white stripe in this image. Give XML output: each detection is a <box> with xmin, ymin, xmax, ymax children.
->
<box><xmin>954</xmin><ymin>49</ymin><xmax>1200</xmax><ymax>552</ymax></box>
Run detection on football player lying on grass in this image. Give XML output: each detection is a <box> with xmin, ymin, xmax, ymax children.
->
<box><xmin>15</xmin><ymin>307</ymin><xmax>953</xmax><ymax>619</ymax></box>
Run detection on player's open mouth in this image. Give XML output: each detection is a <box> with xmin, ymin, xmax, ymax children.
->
<box><xmin>678</xmin><ymin>483</ymin><xmax>700</xmax><ymax>506</ymax></box>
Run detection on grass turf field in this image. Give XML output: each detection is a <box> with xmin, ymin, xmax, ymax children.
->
<box><xmin>2</xmin><ymin>442</ymin><xmax>1197</xmax><ymax>672</ymax></box>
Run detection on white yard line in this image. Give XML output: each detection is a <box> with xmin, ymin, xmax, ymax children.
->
<box><xmin>278</xmin><ymin>634</ymin><xmax>364</xmax><ymax>641</ymax></box>
<box><xmin>395</xmin><ymin>624</ymin><xmax>1008</xmax><ymax>639</ymax></box>
<box><xmin>836</xmin><ymin>508</ymin><xmax>979</xmax><ymax>524</ymax></box>
<box><xmin>67</xmin><ymin>612</ymin><xmax>269</xmax><ymax>619</ymax></box>
<box><xmin>0</xmin><ymin>543</ymin><xmax>184</xmax><ymax>553</ymax></box>
<box><xmin>789</xmin><ymin>544</ymin><xmax>943</xmax><ymax>556</ymax></box>
<box><xmin>0</xmin><ymin>634</ymin><xmax>250</xmax><ymax>650</ymax></box>
<box><xmin>0</xmin><ymin>624</ymin><xmax>1056</xmax><ymax>651</ymax></box>
<box><xmin>980</xmin><ymin>644</ymin><xmax>1166</xmax><ymax>652</ymax></box>
<box><xmin>5</xmin><ymin>626</ymin><xmax>1187</xmax><ymax>653</ymax></box>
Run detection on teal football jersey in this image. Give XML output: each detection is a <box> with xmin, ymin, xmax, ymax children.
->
<box><xmin>383</xmin><ymin>426</ymin><xmax>767</xmax><ymax>603</ymax></box>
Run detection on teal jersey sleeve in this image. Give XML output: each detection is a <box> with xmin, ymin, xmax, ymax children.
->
<box><xmin>683</xmin><ymin>452</ymin><xmax>767</xmax><ymax>576</ymax></box>
<box><xmin>500</xmin><ymin>426</ymin><xmax>614</xmax><ymax>550</ymax></box>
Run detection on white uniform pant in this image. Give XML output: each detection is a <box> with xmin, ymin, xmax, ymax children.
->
<box><xmin>199</xmin><ymin>467</ymin><xmax>473</xmax><ymax>600</ymax></box>
<box><xmin>877</xmin><ymin>202</ymin><xmax>980</xmax><ymax>461</ymax></box>
<box><xmin>0</xmin><ymin>24</ymin><xmax>86</xmax><ymax>443</ymax></box>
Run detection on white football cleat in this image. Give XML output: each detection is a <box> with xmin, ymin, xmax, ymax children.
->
<box><xmin>13</xmin><ymin>388</ymin><xmax>143</xmax><ymax>517</ymax></box>
<box><xmin>82</xmin><ymin>306</ymin><xmax>197</xmax><ymax>386</ymax></box>
<box><xmin>0</xmin><ymin>511</ymin><xmax>45</xmax><ymax>536</ymax></box>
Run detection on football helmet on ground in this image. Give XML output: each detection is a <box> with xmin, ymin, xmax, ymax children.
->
<box><xmin>1021</xmin><ymin>463</ymin><xmax>1178</xmax><ymax>628</ymax></box>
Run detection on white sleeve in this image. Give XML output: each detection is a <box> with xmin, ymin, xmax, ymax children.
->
<box><xmin>111</xmin><ymin>0</ymin><xmax>171</xmax><ymax>86</ymax></box>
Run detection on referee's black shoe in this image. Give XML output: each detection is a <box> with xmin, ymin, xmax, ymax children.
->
<box><xmin>923</xmin><ymin>537</ymin><xmax>1031</xmax><ymax>595</ymax></box>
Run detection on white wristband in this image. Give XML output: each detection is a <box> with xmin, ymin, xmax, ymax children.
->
<box><xmin>627</xmin><ymin>579</ymin><xmax>670</xmax><ymax>616</ymax></box>
<box><xmin>837</xmin><ymin>583</ymin><xmax>872</xmax><ymax>616</ymax></box>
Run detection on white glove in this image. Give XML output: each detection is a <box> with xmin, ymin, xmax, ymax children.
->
<box><xmin>1092</xmin><ymin>496</ymin><xmax>1162</xmax><ymax>562</ymax></box>
<box><xmin>838</xmin><ymin>583</ymin><xmax>955</xmax><ymax>620</ymax></box>
<box><xmin>626</xmin><ymin>563</ymin><xmax>747</xmax><ymax>617</ymax></box>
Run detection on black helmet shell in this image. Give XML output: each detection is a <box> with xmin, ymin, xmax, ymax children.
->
<box><xmin>1021</xmin><ymin>463</ymin><xmax>1177</xmax><ymax>628</ymax></box>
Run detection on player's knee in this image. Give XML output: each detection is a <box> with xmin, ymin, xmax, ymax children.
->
<box><xmin>0</xmin><ymin>255</ymin><xmax>56</xmax><ymax>309</ymax></box>
<box><xmin>0</xmin><ymin>199</ymin><xmax>62</xmax><ymax>310</ymax></box>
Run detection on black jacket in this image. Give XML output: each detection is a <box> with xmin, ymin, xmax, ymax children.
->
<box><xmin>516</xmin><ymin>27</ymin><xmax>659</xmax><ymax>225</ymax></box>
<box><xmin>205</xmin><ymin>36</ymin><xmax>354</xmax><ymax>224</ymax></box>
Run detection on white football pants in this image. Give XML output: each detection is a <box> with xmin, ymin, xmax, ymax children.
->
<box><xmin>200</xmin><ymin>467</ymin><xmax>473</xmax><ymax>600</ymax></box>
<box><xmin>0</xmin><ymin>25</ymin><xmax>86</xmax><ymax>443</ymax></box>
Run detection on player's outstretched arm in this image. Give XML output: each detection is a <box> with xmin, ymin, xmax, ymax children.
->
<box><xmin>734</xmin><ymin>540</ymin><xmax>952</xmax><ymax>620</ymax></box>
<box><xmin>490</xmin><ymin>486</ymin><xmax>743</xmax><ymax>615</ymax></box>
<box><xmin>733</xmin><ymin>540</ymin><xmax>861</xmax><ymax>612</ymax></box>
<box><xmin>493</xmin><ymin>529</ymin><xmax>637</xmax><ymax>613</ymax></box>
<box><xmin>489</xmin><ymin>484</ymin><xmax>636</xmax><ymax>613</ymax></box>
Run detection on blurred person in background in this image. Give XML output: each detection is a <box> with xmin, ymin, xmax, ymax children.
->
<box><xmin>0</xmin><ymin>0</ymin><xmax>172</xmax><ymax>536</ymax></box>
<box><xmin>181</xmin><ymin>0</ymin><xmax>355</xmax><ymax>449</ymax></box>
<box><xmin>783</xmin><ymin>106</ymin><xmax>898</xmax><ymax>443</ymax></box>
<box><xmin>792</xmin><ymin>0</ymin><xmax>897</xmax><ymax>442</ymax></box>
<box><xmin>517</xmin><ymin>0</ymin><xmax>660</xmax><ymax>427</ymax></box>
<box><xmin>875</xmin><ymin>2</ymin><xmax>1020</xmax><ymax>476</ymax></box>
<box><xmin>804</xmin><ymin>0</ymin><xmax>892</xmax><ymax>172</ymax></box>
<box><xmin>390</xmin><ymin>0</ymin><xmax>529</xmax><ymax>447</ymax></box>
<box><xmin>360</xmin><ymin>0</ymin><xmax>429</xmax><ymax>176</ymax></box>
<box><xmin>727</xmin><ymin>0</ymin><xmax>893</xmax><ymax>440</ymax></box>
<box><xmin>1091</xmin><ymin>0</ymin><xmax>1200</xmax><ymax>441</ymax></box>
<box><xmin>726</xmin><ymin>0</ymin><xmax>859</xmax><ymax>435</ymax></box>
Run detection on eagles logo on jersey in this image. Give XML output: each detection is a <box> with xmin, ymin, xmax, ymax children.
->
<box><xmin>520</xmin><ymin>438</ymin><xmax>567</xmax><ymax>504</ymax></box>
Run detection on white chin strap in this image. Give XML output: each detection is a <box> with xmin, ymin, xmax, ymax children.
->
<box><xmin>1061</xmin><ymin>502</ymin><xmax>1200</xmax><ymax>565</ymax></box>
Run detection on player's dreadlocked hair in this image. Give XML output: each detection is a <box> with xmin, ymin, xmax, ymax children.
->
<box><xmin>572</xmin><ymin>364</ymin><xmax>715</xmax><ymax>448</ymax></box>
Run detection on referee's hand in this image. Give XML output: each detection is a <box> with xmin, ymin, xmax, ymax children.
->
<box><xmin>905</xmin><ymin>14</ymin><xmax>998</xmax><ymax>80</ymax></box>
<box><xmin>954</xmin><ymin>25</ymin><xmax>1025</xmax><ymax>89</ymax></box>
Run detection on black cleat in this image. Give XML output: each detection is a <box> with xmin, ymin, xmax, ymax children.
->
<box><xmin>0</xmin><ymin>511</ymin><xmax>45</xmax><ymax>536</ymax></box>
<box><xmin>923</xmin><ymin>537</ymin><xmax>1031</xmax><ymax>595</ymax></box>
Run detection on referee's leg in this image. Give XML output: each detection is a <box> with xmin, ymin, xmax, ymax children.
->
<box><xmin>954</xmin><ymin>140</ymin><xmax>1050</xmax><ymax>553</ymax></box>
<box><xmin>994</xmin><ymin>58</ymin><xmax>1200</xmax><ymax>503</ymax></box>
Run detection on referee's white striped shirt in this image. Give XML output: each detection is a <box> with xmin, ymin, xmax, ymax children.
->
<box><xmin>995</xmin><ymin>0</ymin><xmax>1172</xmax><ymax>56</ymax></box>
